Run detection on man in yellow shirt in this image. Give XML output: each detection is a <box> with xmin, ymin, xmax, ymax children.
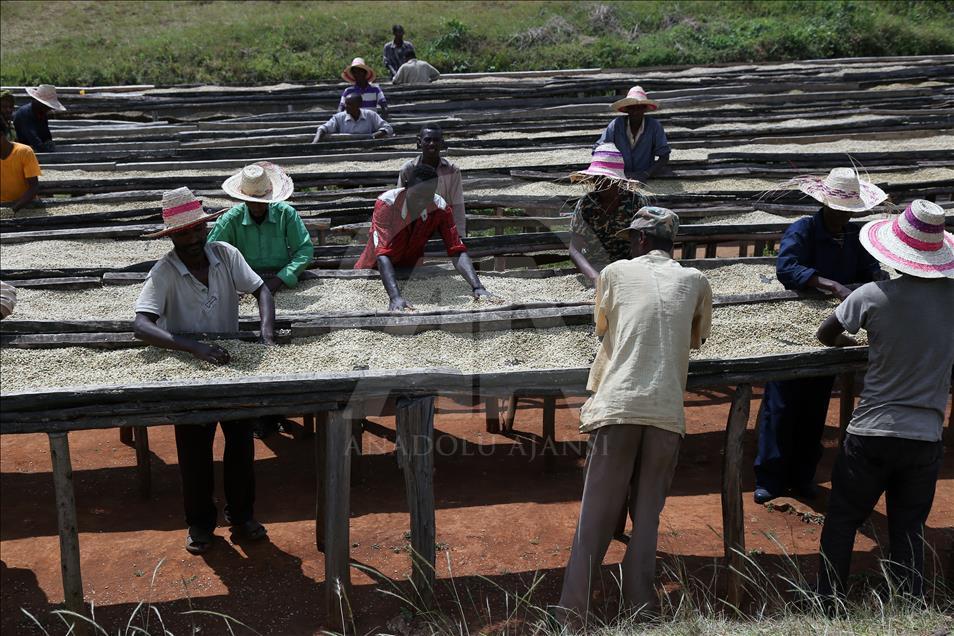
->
<box><xmin>558</xmin><ymin>207</ymin><xmax>712</xmax><ymax>624</ymax></box>
<box><xmin>0</xmin><ymin>118</ymin><xmax>42</xmax><ymax>211</ymax></box>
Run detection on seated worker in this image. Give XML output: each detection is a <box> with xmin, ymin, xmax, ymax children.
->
<box><xmin>567</xmin><ymin>143</ymin><xmax>649</xmax><ymax>285</ymax></box>
<box><xmin>594</xmin><ymin>86</ymin><xmax>669</xmax><ymax>181</ymax></box>
<box><xmin>383</xmin><ymin>24</ymin><xmax>415</xmax><ymax>78</ymax></box>
<box><xmin>13</xmin><ymin>84</ymin><xmax>66</xmax><ymax>153</ymax></box>
<box><xmin>396</xmin><ymin>125</ymin><xmax>465</xmax><ymax>233</ymax></box>
<box><xmin>339</xmin><ymin>58</ymin><xmax>389</xmax><ymax>118</ymax></box>
<box><xmin>754</xmin><ymin>167</ymin><xmax>889</xmax><ymax>505</ymax></box>
<box><xmin>392</xmin><ymin>50</ymin><xmax>440</xmax><ymax>85</ymax></box>
<box><xmin>210</xmin><ymin>162</ymin><xmax>314</xmax><ymax>295</ymax></box>
<box><xmin>135</xmin><ymin>187</ymin><xmax>276</xmax><ymax>554</ymax></box>
<box><xmin>0</xmin><ymin>118</ymin><xmax>42</xmax><ymax>212</ymax></box>
<box><xmin>1</xmin><ymin>91</ymin><xmax>16</xmax><ymax>141</ymax></box>
<box><xmin>355</xmin><ymin>164</ymin><xmax>493</xmax><ymax>310</ymax></box>
<box><xmin>313</xmin><ymin>93</ymin><xmax>393</xmax><ymax>142</ymax></box>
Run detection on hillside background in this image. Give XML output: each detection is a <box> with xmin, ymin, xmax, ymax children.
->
<box><xmin>1</xmin><ymin>0</ymin><xmax>953</xmax><ymax>86</ymax></box>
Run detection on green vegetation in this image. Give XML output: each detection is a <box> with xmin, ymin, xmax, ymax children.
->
<box><xmin>2</xmin><ymin>1</ymin><xmax>953</xmax><ymax>86</ymax></box>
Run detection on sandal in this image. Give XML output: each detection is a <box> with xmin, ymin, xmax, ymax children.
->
<box><xmin>231</xmin><ymin>519</ymin><xmax>267</xmax><ymax>541</ymax></box>
<box><xmin>186</xmin><ymin>526</ymin><xmax>214</xmax><ymax>555</ymax></box>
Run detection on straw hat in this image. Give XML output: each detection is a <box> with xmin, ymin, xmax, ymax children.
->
<box><xmin>611</xmin><ymin>86</ymin><xmax>658</xmax><ymax>113</ymax></box>
<box><xmin>221</xmin><ymin>162</ymin><xmax>294</xmax><ymax>204</ymax></box>
<box><xmin>569</xmin><ymin>143</ymin><xmax>648</xmax><ymax>193</ymax></box>
<box><xmin>786</xmin><ymin>167</ymin><xmax>887</xmax><ymax>213</ymax></box>
<box><xmin>25</xmin><ymin>84</ymin><xmax>66</xmax><ymax>111</ymax></box>
<box><xmin>143</xmin><ymin>187</ymin><xmax>224</xmax><ymax>238</ymax></box>
<box><xmin>342</xmin><ymin>57</ymin><xmax>377</xmax><ymax>84</ymax></box>
<box><xmin>859</xmin><ymin>200</ymin><xmax>954</xmax><ymax>279</ymax></box>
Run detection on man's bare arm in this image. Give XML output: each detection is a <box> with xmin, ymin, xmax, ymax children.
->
<box><xmin>133</xmin><ymin>312</ymin><xmax>230</xmax><ymax>364</ymax></box>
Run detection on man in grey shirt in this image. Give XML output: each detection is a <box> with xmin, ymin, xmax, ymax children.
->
<box><xmin>815</xmin><ymin>199</ymin><xmax>954</xmax><ymax>601</ymax></box>
<box><xmin>312</xmin><ymin>93</ymin><xmax>393</xmax><ymax>142</ymax></box>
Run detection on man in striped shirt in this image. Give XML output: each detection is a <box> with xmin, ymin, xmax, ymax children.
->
<box><xmin>338</xmin><ymin>57</ymin><xmax>389</xmax><ymax>119</ymax></box>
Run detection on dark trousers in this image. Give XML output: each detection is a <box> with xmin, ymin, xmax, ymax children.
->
<box><xmin>819</xmin><ymin>433</ymin><xmax>943</xmax><ymax>598</ymax></box>
<box><xmin>174</xmin><ymin>420</ymin><xmax>256</xmax><ymax>531</ymax></box>
<box><xmin>754</xmin><ymin>376</ymin><xmax>835</xmax><ymax>494</ymax></box>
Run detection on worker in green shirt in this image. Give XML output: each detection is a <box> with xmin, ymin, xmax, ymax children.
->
<box><xmin>211</xmin><ymin>162</ymin><xmax>314</xmax><ymax>295</ymax></box>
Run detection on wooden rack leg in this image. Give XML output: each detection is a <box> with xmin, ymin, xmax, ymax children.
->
<box><xmin>502</xmin><ymin>395</ymin><xmax>519</xmax><ymax>432</ymax></box>
<box><xmin>323</xmin><ymin>408</ymin><xmax>353</xmax><ymax>619</ymax></box>
<box><xmin>682</xmin><ymin>242</ymin><xmax>697</xmax><ymax>260</ymax></box>
<box><xmin>314</xmin><ymin>412</ymin><xmax>328</xmax><ymax>551</ymax></box>
<box><xmin>704</xmin><ymin>242</ymin><xmax>718</xmax><ymax>258</ymax></box>
<box><xmin>302</xmin><ymin>413</ymin><xmax>315</xmax><ymax>439</ymax></box>
<box><xmin>722</xmin><ymin>384</ymin><xmax>751</xmax><ymax>610</ymax></box>
<box><xmin>485</xmin><ymin>398</ymin><xmax>501</xmax><ymax>434</ymax></box>
<box><xmin>542</xmin><ymin>396</ymin><xmax>556</xmax><ymax>473</ymax></box>
<box><xmin>134</xmin><ymin>426</ymin><xmax>151</xmax><ymax>499</ymax></box>
<box><xmin>738</xmin><ymin>242</ymin><xmax>749</xmax><ymax>257</ymax></box>
<box><xmin>753</xmin><ymin>240</ymin><xmax>766</xmax><ymax>256</ymax></box>
<box><xmin>49</xmin><ymin>432</ymin><xmax>86</xmax><ymax>633</ymax></box>
<box><xmin>119</xmin><ymin>426</ymin><xmax>134</xmax><ymax>445</ymax></box>
<box><xmin>396</xmin><ymin>396</ymin><xmax>437</xmax><ymax>601</ymax></box>
<box><xmin>838</xmin><ymin>373</ymin><xmax>855</xmax><ymax>444</ymax></box>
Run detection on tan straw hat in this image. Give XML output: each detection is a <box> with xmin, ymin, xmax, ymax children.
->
<box><xmin>859</xmin><ymin>199</ymin><xmax>954</xmax><ymax>279</ymax></box>
<box><xmin>143</xmin><ymin>187</ymin><xmax>224</xmax><ymax>238</ymax></box>
<box><xmin>569</xmin><ymin>143</ymin><xmax>648</xmax><ymax>194</ymax></box>
<box><xmin>26</xmin><ymin>84</ymin><xmax>66</xmax><ymax>111</ymax></box>
<box><xmin>785</xmin><ymin>167</ymin><xmax>887</xmax><ymax>213</ymax></box>
<box><xmin>611</xmin><ymin>85</ymin><xmax>658</xmax><ymax>113</ymax></box>
<box><xmin>342</xmin><ymin>57</ymin><xmax>377</xmax><ymax>84</ymax></box>
<box><xmin>221</xmin><ymin>162</ymin><xmax>294</xmax><ymax>203</ymax></box>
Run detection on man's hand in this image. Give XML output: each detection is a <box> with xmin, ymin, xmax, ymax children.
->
<box><xmin>191</xmin><ymin>342</ymin><xmax>231</xmax><ymax>365</ymax></box>
<box><xmin>473</xmin><ymin>286</ymin><xmax>502</xmax><ymax>303</ymax></box>
<box><xmin>832</xmin><ymin>333</ymin><xmax>859</xmax><ymax>348</ymax></box>
<box><xmin>373</xmin><ymin>129</ymin><xmax>388</xmax><ymax>139</ymax></box>
<box><xmin>816</xmin><ymin>276</ymin><xmax>853</xmax><ymax>300</ymax></box>
<box><xmin>312</xmin><ymin>129</ymin><xmax>326</xmax><ymax>143</ymax></box>
<box><xmin>389</xmin><ymin>296</ymin><xmax>414</xmax><ymax>311</ymax></box>
<box><xmin>265</xmin><ymin>277</ymin><xmax>284</xmax><ymax>295</ymax></box>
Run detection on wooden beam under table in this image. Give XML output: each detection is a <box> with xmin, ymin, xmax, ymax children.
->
<box><xmin>321</xmin><ymin>408</ymin><xmax>353</xmax><ymax>619</ymax></box>
<box><xmin>396</xmin><ymin>396</ymin><xmax>437</xmax><ymax>600</ymax></box>
<box><xmin>49</xmin><ymin>432</ymin><xmax>87</xmax><ymax>634</ymax></box>
<box><xmin>722</xmin><ymin>384</ymin><xmax>751</xmax><ymax>610</ymax></box>
<box><xmin>134</xmin><ymin>426</ymin><xmax>151</xmax><ymax>499</ymax></box>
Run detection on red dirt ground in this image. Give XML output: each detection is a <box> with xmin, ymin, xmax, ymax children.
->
<box><xmin>2</xmin><ymin>392</ymin><xmax>952</xmax><ymax>635</ymax></box>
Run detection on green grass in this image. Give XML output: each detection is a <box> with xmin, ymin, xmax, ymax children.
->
<box><xmin>1</xmin><ymin>1</ymin><xmax>953</xmax><ymax>86</ymax></box>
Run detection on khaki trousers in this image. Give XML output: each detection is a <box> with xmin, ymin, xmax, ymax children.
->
<box><xmin>559</xmin><ymin>424</ymin><xmax>681</xmax><ymax>617</ymax></box>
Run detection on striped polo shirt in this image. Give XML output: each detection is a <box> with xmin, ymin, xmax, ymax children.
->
<box><xmin>338</xmin><ymin>83</ymin><xmax>388</xmax><ymax>112</ymax></box>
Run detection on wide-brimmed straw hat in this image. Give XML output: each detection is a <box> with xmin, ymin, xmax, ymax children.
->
<box><xmin>785</xmin><ymin>167</ymin><xmax>887</xmax><ymax>213</ymax></box>
<box><xmin>25</xmin><ymin>84</ymin><xmax>66</xmax><ymax>111</ymax></box>
<box><xmin>221</xmin><ymin>162</ymin><xmax>294</xmax><ymax>204</ymax></box>
<box><xmin>611</xmin><ymin>85</ymin><xmax>658</xmax><ymax>113</ymax></box>
<box><xmin>569</xmin><ymin>143</ymin><xmax>648</xmax><ymax>193</ymax></box>
<box><xmin>143</xmin><ymin>187</ymin><xmax>224</xmax><ymax>238</ymax></box>
<box><xmin>342</xmin><ymin>57</ymin><xmax>376</xmax><ymax>84</ymax></box>
<box><xmin>859</xmin><ymin>200</ymin><xmax>954</xmax><ymax>279</ymax></box>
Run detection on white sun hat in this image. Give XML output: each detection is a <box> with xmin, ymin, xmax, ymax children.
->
<box><xmin>611</xmin><ymin>85</ymin><xmax>658</xmax><ymax>113</ymax></box>
<box><xmin>859</xmin><ymin>199</ymin><xmax>954</xmax><ymax>279</ymax></box>
<box><xmin>221</xmin><ymin>162</ymin><xmax>294</xmax><ymax>204</ymax></box>
<box><xmin>785</xmin><ymin>167</ymin><xmax>887</xmax><ymax>213</ymax></box>
<box><xmin>26</xmin><ymin>84</ymin><xmax>66</xmax><ymax>111</ymax></box>
<box><xmin>142</xmin><ymin>187</ymin><xmax>225</xmax><ymax>238</ymax></box>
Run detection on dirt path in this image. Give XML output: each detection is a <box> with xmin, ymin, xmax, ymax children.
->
<box><xmin>2</xmin><ymin>394</ymin><xmax>951</xmax><ymax>634</ymax></box>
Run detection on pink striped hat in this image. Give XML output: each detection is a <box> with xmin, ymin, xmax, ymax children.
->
<box><xmin>611</xmin><ymin>85</ymin><xmax>658</xmax><ymax>113</ymax></box>
<box><xmin>143</xmin><ymin>187</ymin><xmax>225</xmax><ymax>238</ymax></box>
<box><xmin>569</xmin><ymin>143</ymin><xmax>648</xmax><ymax>193</ymax></box>
<box><xmin>859</xmin><ymin>200</ymin><xmax>954</xmax><ymax>279</ymax></box>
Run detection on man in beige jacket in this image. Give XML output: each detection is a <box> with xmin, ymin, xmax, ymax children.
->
<box><xmin>558</xmin><ymin>207</ymin><xmax>712</xmax><ymax>624</ymax></box>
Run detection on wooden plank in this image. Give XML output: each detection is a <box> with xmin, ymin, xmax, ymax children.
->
<box><xmin>314</xmin><ymin>411</ymin><xmax>328</xmax><ymax>551</ymax></box>
<box><xmin>134</xmin><ymin>426</ymin><xmax>151</xmax><ymax>499</ymax></box>
<box><xmin>395</xmin><ymin>396</ymin><xmax>437</xmax><ymax>600</ymax></box>
<box><xmin>542</xmin><ymin>396</ymin><xmax>557</xmax><ymax>473</ymax></box>
<box><xmin>49</xmin><ymin>432</ymin><xmax>86</xmax><ymax>633</ymax></box>
<box><xmin>721</xmin><ymin>384</ymin><xmax>751</xmax><ymax>609</ymax></box>
<box><xmin>323</xmin><ymin>408</ymin><xmax>353</xmax><ymax>617</ymax></box>
<box><xmin>485</xmin><ymin>398</ymin><xmax>501</xmax><ymax>434</ymax></box>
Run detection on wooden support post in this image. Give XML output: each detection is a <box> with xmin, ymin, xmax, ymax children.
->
<box><xmin>395</xmin><ymin>396</ymin><xmax>437</xmax><ymax>600</ymax></box>
<box><xmin>134</xmin><ymin>426</ymin><xmax>151</xmax><ymax>499</ymax></box>
<box><xmin>738</xmin><ymin>242</ymin><xmax>749</xmax><ymax>258</ymax></box>
<box><xmin>705</xmin><ymin>242</ymin><xmax>718</xmax><ymax>258</ymax></box>
<box><xmin>753</xmin><ymin>240</ymin><xmax>766</xmax><ymax>256</ymax></box>
<box><xmin>542</xmin><ymin>396</ymin><xmax>556</xmax><ymax>473</ymax></box>
<box><xmin>838</xmin><ymin>372</ymin><xmax>855</xmax><ymax>444</ymax></box>
<box><xmin>314</xmin><ymin>412</ymin><xmax>328</xmax><ymax>551</ymax></box>
<box><xmin>722</xmin><ymin>384</ymin><xmax>751</xmax><ymax>610</ymax></box>
<box><xmin>302</xmin><ymin>413</ymin><xmax>315</xmax><ymax>439</ymax></box>
<box><xmin>119</xmin><ymin>426</ymin><xmax>134</xmax><ymax>445</ymax></box>
<box><xmin>323</xmin><ymin>408</ymin><xmax>353</xmax><ymax>619</ymax></box>
<box><xmin>49</xmin><ymin>433</ymin><xmax>86</xmax><ymax>634</ymax></box>
<box><xmin>502</xmin><ymin>395</ymin><xmax>519</xmax><ymax>432</ymax></box>
<box><xmin>682</xmin><ymin>242</ymin><xmax>697</xmax><ymax>260</ymax></box>
<box><xmin>485</xmin><ymin>397</ymin><xmax>501</xmax><ymax>434</ymax></box>
<box><xmin>350</xmin><ymin>412</ymin><xmax>365</xmax><ymax>484</ymax></box>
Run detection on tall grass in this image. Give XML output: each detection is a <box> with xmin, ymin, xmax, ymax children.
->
<box><xmin>2</xmin><ymin>1</ymin><xmax>953</xmax><ymax>86</ymax></box>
